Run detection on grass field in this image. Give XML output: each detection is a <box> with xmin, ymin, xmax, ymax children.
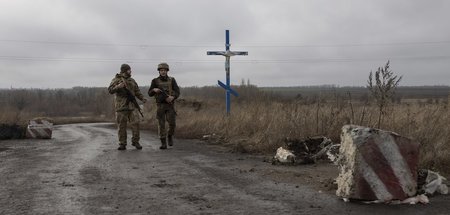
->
<box><xmin>1</xmin><ymin>86</ymin><xmax>449</xmax><ymax>176</ymax></box>
<box><xmin>143</xmin><ymin>95</ymin><xmax>450</xmax><ymax>176</ymax></box>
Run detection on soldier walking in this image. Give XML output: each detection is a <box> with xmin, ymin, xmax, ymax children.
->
<box><xmin>148</xmin><ymin>63</ymin><xmax>180</xmax><ymax>149</ymax></box>
<box><xmin>108</xmin><ymin>64</ymin><xmax>147</xmax><ymax>150</ymax></box>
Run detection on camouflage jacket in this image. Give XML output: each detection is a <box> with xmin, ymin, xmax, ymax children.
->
<box><xmin>108</xmin><ymin>73</ymin><xmax>145</xmax><ymax>112</ymax></box>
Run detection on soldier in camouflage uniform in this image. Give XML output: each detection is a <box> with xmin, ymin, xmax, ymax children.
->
<box><xmin>108</xmin><ymin>64</ymin><xmax>147</xmax><ymax>150</ymax></box>
<box><xmin>148</xmin><ymin>63</ymin><xmax>180</xmax><ymax>149</ymax></box>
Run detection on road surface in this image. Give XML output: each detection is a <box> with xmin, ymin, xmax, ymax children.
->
<box><xmin>0</xmin><ymin>123</ymin><xmax>449</xmax><ymax>214</ymax></box>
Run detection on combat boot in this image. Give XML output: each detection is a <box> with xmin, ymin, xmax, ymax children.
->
<box><xmin>117</xmin><ymin>144</ymin><xmax>126</xmax><ymax>150</ymax></box>
<box><xmin>132</xmin><ymin>142</ymin><xmax>143</xmax><ymax>150</ymax></box>
<box><xmin>168</xmin><ymin>135</ymin><xmax>173</xmax><ymax>146</ymax></box>
<box><xmin>160</xmin><ymin>138</ymin><xmax>167</xmax><ymax>150</ymax></box>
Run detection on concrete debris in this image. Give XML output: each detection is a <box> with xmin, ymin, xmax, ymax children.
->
<box><xmin>336</xmin><ymin>125</ymin><xmax>420</xmax><ymax>202</ymax></box>
<box><xmin>325</xmin><ymin>144</ymin><xmax>341</xmax><ymax>164</ymax></box>
<box><xmin>273</xmin><ymin>147</ymin><xmax>296</xmax><ymax>163</ymax></box>
<box><xmin>202</xmin><ymin>133</ymin><xmax>223</xmax><ymax>144</ymax></box>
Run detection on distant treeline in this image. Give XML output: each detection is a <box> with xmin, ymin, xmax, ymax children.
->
<box><xmin>0</xmin><ymin>85</ymin><xmax>448</xmax><ymax>123</ymax></box>
<box><xmin>181</xmin><ymin>84</ymin><xmax>272</xmax><ymax>102</ymax></box>
<box><xmin>0</xmin><ymin>87</ymin><xmax>116</xmax><ymax>118</ymax></box>
<box><xmin>260</xmin><ymin>85</ymin><xmax>450</xmax><ymax>101</ymax></box>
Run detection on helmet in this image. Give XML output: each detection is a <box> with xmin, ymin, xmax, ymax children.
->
<box><xmin>120</xmin><ymin>64</ymin><xmax>131</xmax><ymax>73</ymax></box>
<box><xmin>157</xmin><ymin>62</ymin><xmax>169</xmax><ymax>71</ymax></box>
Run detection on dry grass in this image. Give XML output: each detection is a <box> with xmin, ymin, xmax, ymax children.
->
<box><xmin>143</xmin><ymin>97</ymin><xmax>450</xmax><ymax>175</ymax></box>
<box><xmin>0</xmin><ymin>109</ymin><xmax>28</xmax><ymax>139</ymax></box>
<box><xmin>1</xmin><ymin>87</ymin><xmax>448</xmax><ymax>175</ymax></box>
<box><xmin>0</xmin><ymin>110</ymin><xmax>111</xmax><ymax>126</ymax></box>
<box><xmin>0</xmin><ymin>107</ymin><xmax>38</xmax><ymax>125</ymax></box>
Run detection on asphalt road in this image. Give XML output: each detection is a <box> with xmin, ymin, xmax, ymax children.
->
<box><xmin>0</xmin><ymin>123</ymin><xmax>449</xmax><ymax>215</ymax></box>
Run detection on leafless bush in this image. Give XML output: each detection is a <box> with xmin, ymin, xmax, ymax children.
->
<box><xmin>367</xmin><ymin>60</ymin><xmax>402</xmax><ymax>128</ymax></box>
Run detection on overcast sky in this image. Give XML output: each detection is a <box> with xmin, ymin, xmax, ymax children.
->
<box><xmin>0</xmin><ymin>0</ymin><xmax>449</xmax><ymax>88</ymax></box>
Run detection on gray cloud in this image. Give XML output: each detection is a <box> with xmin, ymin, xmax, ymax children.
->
<box><xmin>1</xmin><ymin>0</ymin><xmax>449</xmax><ymax>88</ymax></box>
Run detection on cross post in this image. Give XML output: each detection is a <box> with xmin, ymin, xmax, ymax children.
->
<box><xmin>207</xmin><ymin>30</ymin><xmax>248</xmax><ymax>115</ymax></box>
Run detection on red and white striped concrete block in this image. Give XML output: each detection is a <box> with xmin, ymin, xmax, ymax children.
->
<box><xmin>336</xmin><ymin>125</ymin><xmax>420</xmax><ymax>201</ymax></box>
<box><xmin>26</xmin><ymin>119</ymin><xmax>53</xmax><ymax>139</ymax></box>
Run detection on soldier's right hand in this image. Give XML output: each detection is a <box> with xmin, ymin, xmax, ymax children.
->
<box><xmin>153</xmin><ymin>88</ymin><xmax>161</xmax><ymax>93</ymax></box>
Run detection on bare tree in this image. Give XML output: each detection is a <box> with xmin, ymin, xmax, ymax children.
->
<box><xmin>367</xmin><ymin>61</ymin><xmax>402</xmax><ymax>128</ymax></box>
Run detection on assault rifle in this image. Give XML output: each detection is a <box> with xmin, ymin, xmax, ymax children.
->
<box><xmin>156</xmin><ymin>89</ymin><xmax>172</xmax><ymax>104</ymax></box>
<box><xmin>120</xmin><ymin>78</ymin><xmax>144</xmax><ymax>118</ymax></box>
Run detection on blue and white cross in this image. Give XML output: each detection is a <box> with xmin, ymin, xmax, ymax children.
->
<box><xmin>207</xmin><ymin>30</ymin><xmax>248</xmax><ymax>115</ymax></box>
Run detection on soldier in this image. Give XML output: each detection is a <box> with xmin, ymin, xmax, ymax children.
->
<box><xmin>148</xmin><ymin>63</ymin><xmax>180</xmax><ymax>150</ymax></box>
<box><xmin>108</xmin><ymin>64</ymin><xmax>147</xmax><ymax>150</ymax></box>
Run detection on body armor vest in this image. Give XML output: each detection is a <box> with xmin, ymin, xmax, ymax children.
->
<box><xmin>155</xmin><ymin>76</ymin><xmax>173</xmax><ymax>103</ymax></box>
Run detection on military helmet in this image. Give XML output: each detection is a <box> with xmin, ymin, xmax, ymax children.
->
<box><xmin>120</xmin><ymin>63</ymin><xmax>131</xmax><ymax>73</ymax></box>
<box><xmin>157</xmin><ymin>62</ymin><xmax>169</xmax><ymax>71</ymax></box>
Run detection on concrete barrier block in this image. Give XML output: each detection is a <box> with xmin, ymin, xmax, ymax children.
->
<box><xmin>26</xmin><ymin>119</ymin><xmax>53</xmax><ymax>139</ymax></box>
<box><xmin>336</xmin><ymin>125</ymin><xmax>419</xmax><ymax>201</ymax></box>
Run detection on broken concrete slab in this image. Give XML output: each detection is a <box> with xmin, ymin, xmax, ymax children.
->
<box><xmin>336</xmin><ymin>125</ymin><xmax>420</xmax><ymax>201</ymax></box>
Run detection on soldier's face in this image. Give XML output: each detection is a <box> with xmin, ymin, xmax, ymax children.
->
<box><xmin>159</xmin><ymin>69</ymin><xmax>168</xmax><ymax>77</ymax></box>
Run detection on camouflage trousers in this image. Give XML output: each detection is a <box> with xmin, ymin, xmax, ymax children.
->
<box><xmin>116</xmin><ymin>110</ymin><xmax>141</xmax><ymax>145</ymax></box>
<box><xmin>156</xmin><ymin>103</ymin><xmax>176</xmax><ymax>139</ymax></box>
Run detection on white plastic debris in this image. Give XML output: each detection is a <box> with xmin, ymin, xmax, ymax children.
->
<box><xmin>361</xmin><ymin>194</ymin><xmax>429</xmax><ymax>205</ymax></box>
<box><xmin>274</xmin><ymin>147</ymin><xmax>296</xmax><ymax>163</ymax></box>
<box><xmin>388</xmin><ymin>194</ymin><xmax>430</xmax><ymax>205</ymax></box>
<box><xmin>401</xmin><ymin>194</ymin><xmax>430</xmax><ymax>205</ymax></box>
<box><xmin>439</xmin><ymin>184</ymin><xmax>448</xmax><ymax>195</ymax></box>
<box><xmin>423</xmin><ymin>170</ymin><xmax>448</xmax><ymax>195</ymax></box>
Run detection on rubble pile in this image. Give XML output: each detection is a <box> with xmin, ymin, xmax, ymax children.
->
<box><xmin>273</xmin><ymin>136</ymin><xmax>340</xmax><ymax>164</ymax></box>
<box><xmin>270</xmin><ymin>124</ymin><xmax>448</xmax><ymax>205</ymax></box>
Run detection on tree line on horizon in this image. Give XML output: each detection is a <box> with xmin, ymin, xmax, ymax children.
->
<box><xmin>0</xmin><ymin>84</ymin><xmax>448</xmax><ymax>124</ymax></box>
